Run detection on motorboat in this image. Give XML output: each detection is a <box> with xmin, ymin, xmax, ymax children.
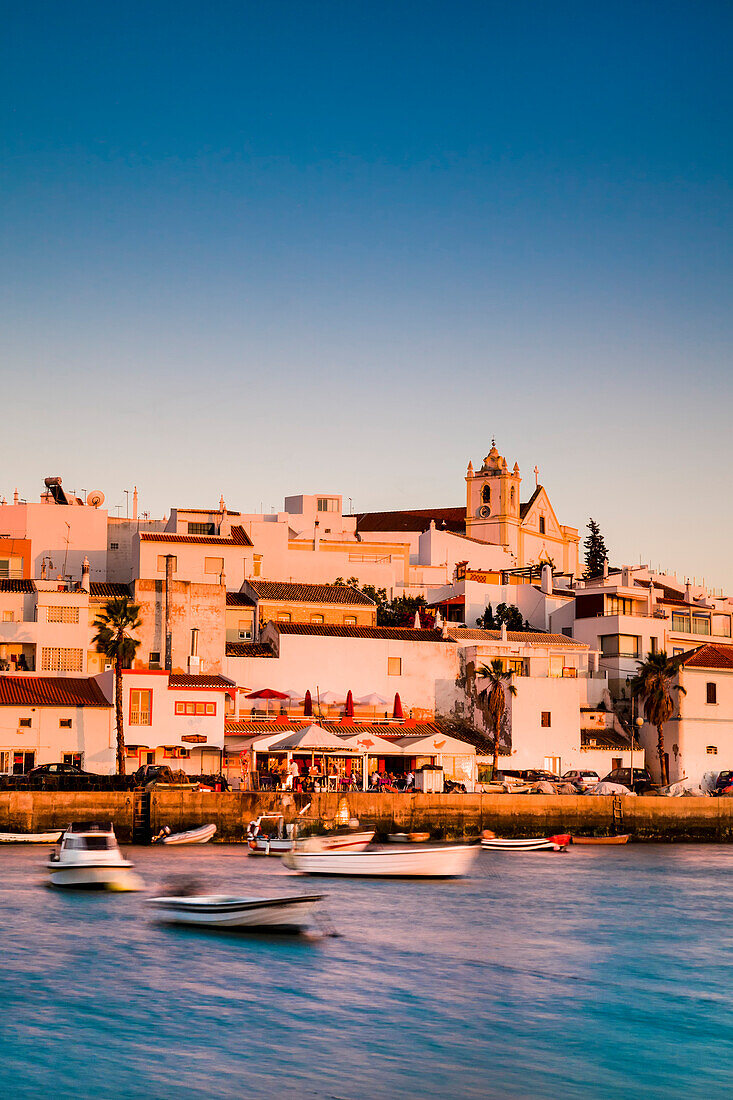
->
<box><xmin>47</xmin><ymin>823</ymin><xmax>143</xmax><ymax>890</ymax></box>
<box><xmin>283</xmin><ymin>843</ymin><xmax>479</xmax><ymax>877</ymax></box>
<box><xmin>147</xmin><ymin>893</ymin><xmax>324</xmax><ymax>933</ymax></box>
<box><xmin>152</xmin><ymin>823</ymin><xmax>217</xmax><ymax>846</ymax></box>
<box><xmin>247</xmin><ymin>814</ymin><xmax>374</xmax><ymax>856</ymax></box>
<box><xmin>0</xmin><ymin>830</ymin><xmax>63</xmax><ymax>843</ymax></box>
<box><xmin>571</xmin><ymin>834</ymin><xmax>631</xmax><ymax>845</ymax></box>
<box><xmin>388</xmin><ymin>832</ymin><xmax>431</xmax><ymax>844</ymax></box>
<box><xmin>480</xmin><ymin>833</ymin><xmax>570</xmax><ymax>852</ymax></box>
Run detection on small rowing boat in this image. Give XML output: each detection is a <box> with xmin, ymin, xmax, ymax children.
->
<box><xmin>571</xmin><ymin>834</ymin><xmax>631</xmax><ymax>845</ymax></box>
<box><xmin>152</xmin><ymin>823</ymin><xmax>217</xmax><ymax>846</ymax></box>
<box><xmin>283</xmin><ymin>843</ymin><xmax>479</xmax><ymax>878</ymax></box>
<box><xmin>480</xmin><ymin>833</ymin><xmax>570</xmax><ymax>852</ymax></box>
<box><xmin>0</xmin><ymin>830</ymin><xmax>63</xmax><ymax>843</ymax></box>
<box><xmin>147</xmin><ymin>893</ymin><xmax>324</xmax><ymax>932</ymax></box>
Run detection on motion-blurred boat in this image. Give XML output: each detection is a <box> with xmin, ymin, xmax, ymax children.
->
<box><xmin>571</xmin><ymin>834</ymin><xmax>630</xmax><ymax>845</ymax></box>
<box><xmin>283</xmin><ymin>843</ymin><xmax>478</xmax><ymax>877</ymax></box>
<box><xmin>152</xmin><ymin>823</ymin><xmax>217</xmax><ymax>845</ymax></box>
<box><xmin>147</xmin><ymin>893</ymin><xmax>324</xmax><ymax>932</ymax></box>
<box><xmin>247</xmin><ymin>814</ymin><xmax>374</xmax><ymax>855</ymax></box>
<box><xmin>0</xmin><ymin>830</ymin><xmax>63</xmax><ymax>843</ymax></box>
<box><xmin>480</xmin><ymin>834</ymin><xmax>570</xmax><ymax>852</ymax></box>
<box><xmin>47</xmin><ymin>823</ymin><xmax>143</xmax><ymax>890</ymax></box>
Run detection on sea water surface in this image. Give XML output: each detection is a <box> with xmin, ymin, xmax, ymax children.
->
<box><xmin>0</xmin><ymin>842</ymin><xmax>731</xmax><ymax>1099</ymax></box>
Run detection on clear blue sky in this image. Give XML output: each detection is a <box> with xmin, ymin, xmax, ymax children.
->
<box><xmin>2</xmin><ymin>2</ymin><xmax>732</xmax><ymax>586</ymax></box>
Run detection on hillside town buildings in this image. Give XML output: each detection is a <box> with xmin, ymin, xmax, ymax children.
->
<box><xmin>1</xmin><ymin>446</ymin><xmax>731</xmax><ymax>785</ymax></box>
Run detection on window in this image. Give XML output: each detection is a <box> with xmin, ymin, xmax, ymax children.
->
<box><xmin>277</xmin><ymin>612</ymin><xmax>291</xmax><ymax>622</ymax></box>
<box><xmin>110</xmin><ymin>542</ymin><xmax>119</xmax><ymax>551</ymax></box>
<box><xmin>174</xmin><ymin>701</ymin><xmax>216</xmax><ymax>716</ymax></box>
<box><xmin>561</xmin><ymin>627</ymin><xmax>573</xmax><ymax>637</ymax></box>
<box><xmin>310</xmin><ymin>614</ymin><xmax>324</xmax><ymax>624</ymax></box>
<box><xmin>673</xmin><ymin>647</ymin><xmax>684</xmax><ymax>656</ymax></box>
<box><xmin>600</xmin><ymin>635</ymin><xmax>640</xmax><ymax>658</ymax></box>
<box><xmin>130</xmin><ymin>689</ymin><xmax>152</xmax><ymax>725</ymax></box>
<box><xmin>41</xmin><ymin>647</ymin><xmax>83</xmax><ymax>672</ymax></box>
<box><xmin>541</xmin><ymin>711</ymin><xmax>551</xmax><ymax>727</ymax></box>
<box><xmin>706</xmin><ymin>682</ymin><xmax>717</xmax><ymax>705</ymax></box>
<box><xmin>606</xmin><ymin>596</ymin><xmax>636</xmax><ymax>616</ymax></box>
<box><xmin>3</xmin><ymin>611</ymin><xmax>13</xmax><ymax>622</ymax></box>
<box><xmin>188</xmin><ymin>522</ymin><xmax>215</xmax><ymax>535</ymax></box>
<box><xmin>317</xmin><ymin>497</ymin><xmax>338</xmax><ymax>512</ymax></box>
<box><xmin>13</xmin><ymin>751</ymin><xmax>35</xmax><ymax>774</ymax></box>
<box><xmin>650</xmin><ymin>637</ymin><xmax>659</xmax><ymax>654</ymax></box>
<box><xmin>148</xmin><ymin>652</ymin><xmax>161</xmax><ymax>669</ymax></box>
<box><xmin>713</xmin><ymin>615</ymin><xmax>732</xmax><ymax>638</ymax></box>
<box><xmin>204</xmin><ymin>556</ymin><xmax>224</xmax><ymax>575</ymax></box>
<box><xmin>671</xmin><ymin>613</ymin><xmax>690</xmax><ymax>633</ymax></box>
<box><xmin>157</xmin><ymin>555</ymin><xmax>177</xmax><ymax>573</ymax></box>
<box><xmin>344</xmin><ymin>615</ymin><xmax>357</xmax><ymax>625</ymax></box>
<box><xmin>388</xmin><ymin>657</ymin><xmax>402</xmax><ymax>676</ymax></box>
<box><xmin>692</xmin><ymin>616</ymin><xmax>711</xmax><ymax>636</ymax></box>
<box><xmin>0</xmin><ymin>750</ymin><xmax>9</xmax><ymax>773</ymax></box>
<box><xmin>59</xmin><ymin>718</ymin><xmax>72</xmax><ymax>729</ymax></box>
<box><xmin>539</xmin><ymin>516</ymin><xmax>546</xmax><ymax>535</ymax></box>
<box><xmin>481</xmin><ymin>484</ymin><xmax>491</xmax><ymax>506</ymax></box>
<box><xmin>62</xmin><ymin>752</ymin><xmax>82</xmax><ymax>768</ymax></box>
<box><xmin>253</xmin><ymin>555</ymin><xmax>263</xmax><ymax>577</ymax></box>
<box><xmin>47</xmin><ymin>605</ymin><xmax>79</xmax><ymax>624</ymax></box>
<box><xmin>707</xmin><ymin>746</ymin><xmax>718</xmax><ymax>755</ymax></box>
<box><xmin>549</xmin><ymin>655</ymin><xmax>564</xmax><ymax>678</ymax></box>
<box><xmin>19</xmin><ymin>718</ymin><xmax>31</xmax><ymax>728</ymax></box>
<box><xmin>508</xmin><ymin>659</ymin><xmax>526</xmax><ymax>676</ymax></box>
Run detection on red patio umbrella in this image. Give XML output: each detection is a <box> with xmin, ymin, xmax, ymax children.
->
<box><xmin>245</xmin><ymin>688</ymin><xmax>290</xmax><ymax>700</ymax></box>
<box><xmin>345</xmin><ymin>690</ymin><xmax>354</xmax><ymax>718</ymax></box>
<box><xmin>303</xmin><ymin>690</ymin><xmax>313</xmax><ymax>717</ymax></box>
<box><xmin>393</xmin><ymin>692</ymin><xmax>404</xmax><ymax>719</ymax></box>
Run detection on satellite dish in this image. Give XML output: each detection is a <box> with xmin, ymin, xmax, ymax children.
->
<box><xmin>87</xmin><ymin>490</ymin><xmax>105</xmax><ymax>508</ymax></box>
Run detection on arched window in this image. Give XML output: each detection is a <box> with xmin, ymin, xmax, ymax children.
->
<box><xmin>510</xmin><ymin>486</ymin><xmax>516</xmax><ymax>506</ymax></box>
<box><xmin>481</xmin><ymin>484</ymin><xmax>491</xmax><ymax>507</ymax></box>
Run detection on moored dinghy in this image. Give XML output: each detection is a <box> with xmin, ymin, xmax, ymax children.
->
<box><xmin>481</xmin><ymin>832</ymin><xmax>570</xmax><ymax>852</ymax></box>
<box><xmin>0</xmin><ymin>830</ymin><xmax>63</xmax><ymax>843</ymax></box>
<box><xmin>571</xmin><ymin>834</ymin><xmax>631</xmax><ymax>845</ymax></box>
<box><xmin>152</xmin><ymin>823</ymin><xmax>217</xmax><ymax>845</ymax></box>
<box><xmin>147</xmin><ymin>893</ymin><xmax>324</xmax><ymax>932</ymax></box>
<box><xmin>283</xmin><ymin>843</ymin><xmax>479</xmax><ymax>877</ymax></box>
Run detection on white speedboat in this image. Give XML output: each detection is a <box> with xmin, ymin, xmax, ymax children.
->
<box><xmin>480</xmin><ymin>834</ymin><xmax>570</xmax><ymax>852</ymax></box>
<box><xmin>0</xmin><ymin>830</ymin><xmax>63</xmax><ymax>843</ymax></box>
<box><xmin>152</xmin><ymin>823</ymin><xmax>217</xmax><ymax>846</ymax></box>
<box><xmin>147</xmin><ymin>893</ymin><xmax>324</xmax><ymax>932</ymax></box>
<box><xmin>247</xmin><ymin>814</ymin><xmax>374</xmax><ymax>855</ymax></box>
<box><xmin>47</xmin><ymin>823</ymin><xmax>143</xmax><ymax>890</ymax></box>
<box><xmin>283</xmin><ymin>843</ymin><xmax>479</xmax><ymax>878</ymax></box>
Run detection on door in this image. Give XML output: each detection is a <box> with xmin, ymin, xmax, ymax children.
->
<box><xmin>144</xmin><ymin>751</ymin><xmax>155</xmax><ymax>765</ymax></box>
<box><xmin>612</xmin><ymin>757</ymin><xmax>622</xmax><ymax>771</ymax></box>
<box><xmin>13</xmin><ymin>751</ymin><xmax>35</xmax><ymax>774</ymax></box>
<box><xmin>544</xmin><ymin>756</ymin><xmax>561</xmax><ymax>775</ymax></box>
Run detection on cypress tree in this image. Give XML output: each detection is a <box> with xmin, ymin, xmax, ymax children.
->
<box><xmin>584</xmin><ymin>518</ymin><xmax>608</xmax><ymax>578</ymax></box>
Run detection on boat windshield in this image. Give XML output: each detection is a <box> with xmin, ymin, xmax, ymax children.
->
<box><xmin>64</xmin><ymin>835</ymin><xmax>115</xmax><ymax>850</ymax></box>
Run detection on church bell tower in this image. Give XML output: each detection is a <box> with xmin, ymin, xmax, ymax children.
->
<box><xmin>465</xmin><ymin>443</ymin><xmax>521</xmax><ymax>551</ymax></box>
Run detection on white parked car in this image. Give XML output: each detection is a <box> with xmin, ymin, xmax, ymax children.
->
<box><xmin>562</xmin><ymin>770</ymin><xmax>600</xmax><ymax>792</ymax></box>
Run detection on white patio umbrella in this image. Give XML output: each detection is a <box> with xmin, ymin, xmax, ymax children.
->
<box><xmin>355</xmin><ymin>692</ymin><xmax>389</xmax><ymax>706</ymax></box>
<box><xmin>317</xmin><ymin>690</ymin><xmax>345</xmax><ymax>705</ymax></box>
<box><xmin>268</xmin><ymin>724</ymin><xmax>356</xmax><ymax>751</ymax></box>
<box><xmin>281</xmin><ymin>688</ymin><xmax>304</xmax><ymax>699</ymax></box>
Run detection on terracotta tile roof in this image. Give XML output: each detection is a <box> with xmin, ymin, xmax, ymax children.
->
<box><xmin>226</xmin><ymin>592</ymin><xmax>256</xmax><ymax>607</ymax></box>
<box><xmin>356</xmin><ymin>508</ymin><xmax>465</xmax><ymax>535</ymax></box>
<box><xmin>89</xmin><ymin>582</ymin><xmax>132</xmax><ymax>599</ymax></box>
<box><xmin>0</xmin><ymin>579</ymin><xmax>35</xmax><ymax>593</ymax></box>
<box><xmin>225</xmin><ymin>642</ymin><xmax>275</xmax><ymax>658</ymax></box>
<box><xmin>678</xmin><ymin>643</ymin><xmax>733</xmax><ymax>670</ymax></box>
<box><xmin>225</xmin><ymin>719</ymin><xmax>447</xmax><ymax>737</ymax></box>
<box><xmin>272</xmin><ymin>623</ymin><xmax>453</xmax><ymax>643</ymax></box>
<box><xmin>176</xmin><ymin>507</ymin><xmax>242</xmax><ymax>516</ymax></box>
<box><xmin>247</xmin><ymin>581</ymin><xmax>375</xmax><ymax>606</ymax></box>
<box><xmin>140</xmin><ymin>525</ymin><xmax>252</xmax><ymax>547</ymax></box>
<box><xmin>168</xmin><ymin>674</ymin><xmax>237</xmax><ymax>691</ymax></box>
<box><xmin>0</xmin><ymin>676</ymin><xmax>110</xmax><ymax>707</ymax></box>
<box><xmin>448</xmin><ymin>627</ymin><xmax>587</xmax><ymax>647</ymax></box>
<box><xmin>580</xmin><ymin>729</ymin><xmax>630</xmax><ymax>749</ymax></box>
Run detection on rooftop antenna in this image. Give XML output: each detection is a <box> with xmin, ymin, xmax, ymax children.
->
<box><xmin>62</xmin><ymin>522</ymin><xmax>71</xmax><ymax>579</ymax></box>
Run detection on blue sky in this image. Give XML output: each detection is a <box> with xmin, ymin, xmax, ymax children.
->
<box><xmin>1</xmin><ymin>1</ymin><xmax>732</xmax><ymax>586</ymax></box>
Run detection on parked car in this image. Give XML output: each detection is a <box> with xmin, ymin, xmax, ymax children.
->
<box><xmin>520</xmin><ymin>769</ymin><xmax>561</xmax><ymax>784</ymax></box>
<box><xmin>713</xmin><ymin>770</ymin><xmax>733</xmax><ymax>795</ymax></box>
<box><xmin>133</xmin><ymin>764</ymin><xmax>191</xmax><ymax>786</ymax></box>
<box><xmin>600</xmin><ymin>767</ymin><xmax>655</xmax><ymax>793</ymax></box>
<box><xmin>29</xmin><ymin>762</ymin><xmax>99</xmax><ymax>779</ymax></box>
<box><xmin>562</xmin><ymin>769</ymin><xmax>601</xmax><ymax>791</ymax></box>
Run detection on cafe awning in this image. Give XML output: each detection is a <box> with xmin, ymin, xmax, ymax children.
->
<box><xmin>268</xmin><ymin>724</ymin><xmax>358</xmax><ymax>752</ymax></box>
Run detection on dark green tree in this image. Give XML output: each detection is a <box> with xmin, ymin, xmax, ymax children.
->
<box><xmin>477</xmin><ymin>660</ymin><xmax>517</xmax><ymax>776</ymax></box>
<box><xmin>92</xmin><ymin>598</ymin><xmax>142</xmax><ymax>775</ymax></box>
<box><xmin>476</xmin><ymin>603</ymin><xmax>531</xmax><ymax>631</ymax></box>
<box><xmin>584</xmin><ymin>518</ymin><xmax>609</xmax><ymax>578</ymax></box>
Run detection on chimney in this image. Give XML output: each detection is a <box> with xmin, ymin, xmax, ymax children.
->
<box><xmin>13</xmin><ymin>488</ymin><xmax>19</xmax><ymax>504</ymax></box>
<box><xmin>501</xmin><ymin>623</ymin><xmax>508</xmax><ymax>641</ymax></box>
<box><xmin>132</xmin><ymin>486</ymin><xmax>138</xmax><ymax>521</ymax></box>
<box><xmin>603</xmin><ymin>558</ymin><xmax>609</xmax><ymax>579</ymax></box>
<box><xmin>81</xmin><ymin>556</ymin><xmax>90</xmax><ymax>593</ymax></box>
<box><xmin>685</xmin><ymin>580</ymin><xmax>692</xmax><ymax>603</ymax></box>
<box><xmin>541</xmin><ymin>563</ymin><xmax>552</xmax><ymax>594</ymax></box>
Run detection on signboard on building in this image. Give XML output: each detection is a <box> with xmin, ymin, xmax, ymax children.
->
<box><xmin>181</xmin><ymin>734</ymin><xmax>208</xmax><ymax>744</ymax></box>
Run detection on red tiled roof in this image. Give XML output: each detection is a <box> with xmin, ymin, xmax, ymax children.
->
<box><xmin>225</xmin><ymin>720</ymin><xmax>446</xmax><ymax>737</ymax></box>
<box><xmin>356</xmin><ymin>508</ymin><xmax>465</xmax><ymax>535</ymax></box>
<box><xmin>176</xmin><ymin>507</ymin><xmax>242</xmax><ymax>516</ymax></box>
<box><xmin>140</xmin><ymin>525</ymin><xmax>252</xmax><ymax>547</ymax></box>
<box><xmin>271</xmin><ymin>623</ymin><xmax>453</xmax><ymax>643</ymax></box>
<box><xmin>225</xmin><ymin>643</ymin><xmax>275</xmax><ymax>658</ymax></box>
<box><xmin>678</xmin><ymin>643</ymin><xmax>733</xmax><ymax>670</ymax></box>
<box><xmin>168</xmin><ymin>674</ymin><xmax>237</xmax><ymax>691</ymax></box>
<box><xmin>0</xmin><ymin>676</ymin><xmax>110</xmax><ymax>707</ymax></box>
<box><xmin>226</xmin><ymin>592</ymin><xmax>256</xmax><ymax>607</ymax></box>
<box><xmin>0</xmin><ymin>579</ymin><xmax>35</xmax><ymax>593</ymax></box>
<box><xmin>247</xmin><ymin>580</ymin><xmax>375</xmax><ymax>606</ymax></box>
<box><xmin>448</xmin><ymin>627</ymin><xmax>587</xmax><ymax>647</ymax></box>
<box><xmin>89</xmin><ymin>582</ymin><xmax>132</xmax><ymax>599</ymax></box>
<box><xmin>580</xmin><ymin>729</ymin><xmax>630</xmax><ymax>748</ymax></box>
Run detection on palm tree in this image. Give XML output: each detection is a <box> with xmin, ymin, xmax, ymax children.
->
<box><xmin>92</xmin><ymin>598</ymin><xmax>142</xmax><ymax>775</ymax></box>
<box><xmin>631</xmin><ymin>650</ymin><xmax>685</xmax><ymax>786</ymax></box>
<box><xmin>477</xmin><ymin>660</ymin><xmax>517</xmax><ymax>777</ymax></box>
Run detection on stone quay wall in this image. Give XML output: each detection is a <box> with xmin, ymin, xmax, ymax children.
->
<box><xmin>2</xmin><ymin>790</ymin><xmax>733</xmax><ymax>842</ymax></box>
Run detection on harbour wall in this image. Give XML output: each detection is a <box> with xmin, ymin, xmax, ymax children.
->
<box><xmin>1</xmin><ymin>790</ymin><xmax>733</xmax><ymax>842</ymax></box>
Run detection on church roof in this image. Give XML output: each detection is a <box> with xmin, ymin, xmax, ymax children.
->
<box><xmin>356</xmin><ymin>507</ymin><xmax>465</xmax><ymax>534</ymax></box>
<box><xmin>519</xmin><ymin>485</ymin><xmax>543</xmax><ymax>518</ymax></box>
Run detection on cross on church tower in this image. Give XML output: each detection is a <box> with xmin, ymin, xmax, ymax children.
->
<box><xmin>534</xmin><ymin>465</ymin><xmax>539</xmax><ymax>488</ymax></box>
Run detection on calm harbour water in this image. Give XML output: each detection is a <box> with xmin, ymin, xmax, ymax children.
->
<box><xmin>0</xmin><ymin>842</ymin><xmax>731</xmax><ymax>1099</ymax></box>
